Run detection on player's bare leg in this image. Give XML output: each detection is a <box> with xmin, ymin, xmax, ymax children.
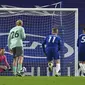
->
<box><xmin>48</xmin><ymin>61</ymin><xmax>53</xmax><ymax>72</ymax></box>
<box><xmin>17</xmin><ymin>56</ymin><xmax>23</xmax><ymax>74</ymax></box>
<box><xmin>13</xmin><ymin>57</ymin><xmax>18</xmax><ymax>76</ymax></box>
<box><xmin>0</xmin><ymin>65</ymin><xmax>7</xmax><ymax>70</ymax></box>
<box><xmin>55</xmin><ymin>59</ymin><xmax>60</xmax><ymax>76</ymax></box>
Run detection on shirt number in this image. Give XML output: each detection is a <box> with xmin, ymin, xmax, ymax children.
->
<box><xmin>81</xmin><ymin>36</ymin><xmax>85</xmax><ymax>43</ymax></box>
<box><xmin>11</xmin><ymin>31</ymin><xmax>19</xmax><ymax>39</ymax></box>
<box><xmin>48</xmin><ymin>36</ymin><xmax>56</xmax><ymax>43</ymax></box>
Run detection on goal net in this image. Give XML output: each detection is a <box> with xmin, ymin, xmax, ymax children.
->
<box><xmin>0</xmin><ymin>8</ymin><xmax>78</xmax><ymax>76</ymax></box>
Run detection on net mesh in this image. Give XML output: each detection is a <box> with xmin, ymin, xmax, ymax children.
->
<box><xmin>0</xmin><ymin>10</ymin><xmax>76</xmax><ymax>76</ymax></box>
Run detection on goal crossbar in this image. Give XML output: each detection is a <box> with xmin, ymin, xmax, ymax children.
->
<box><xmin>0</xmin><ymin>8</ymin><xmax>78</xmax><ymax>11</ymax></box>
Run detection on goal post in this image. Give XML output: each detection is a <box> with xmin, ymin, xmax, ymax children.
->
<box><xmin>0</xmin><ymin>8</ymin><xmax>78</xmax><ymax>76</ymax></box>
<box><xmin>75</xmin><ymin>9</ymin><xmax>78</xmax><ymax>76</ymax></box>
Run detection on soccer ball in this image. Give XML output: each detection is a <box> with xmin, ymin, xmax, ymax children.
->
<box><xmin>22</xmin><ymin>67</ymin><xmax>27</xmax><ymax>72</ymax></box>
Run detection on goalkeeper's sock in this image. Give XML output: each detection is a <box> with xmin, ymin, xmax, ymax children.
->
<box><xmin>13</xmin><ymin>66</ymin><xmax>17</xmax><ymax>75</ymax></box>
<box><xmin>18</xmin><ymin>64</ymin><xmax>22</xmax><ymax>73</ymax></box>
<box><xmin>55</xmin><ymin>63</ymin><xmax>60</xmax><ymax>74</ymax></box>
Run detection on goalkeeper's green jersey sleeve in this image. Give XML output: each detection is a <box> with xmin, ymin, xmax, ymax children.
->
<box><xmin>8</xmin><ymin>26</ymin><xmax>26</xmax><ymax>49</ymax></box>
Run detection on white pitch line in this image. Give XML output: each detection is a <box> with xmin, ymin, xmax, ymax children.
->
<box><xmin>5</xmin><ymin>51</ymin><xmax>46</xmax><ymax>59</ymax></box>
<box><xmin>0</xmin><ymin>33</ymin><xmax>46</xmax><ymax>38</ymax></box>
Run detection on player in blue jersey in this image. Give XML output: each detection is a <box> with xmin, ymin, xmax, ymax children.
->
<box><xmin>42</xmin><ymin>28</ymin><xmax>62</xmax><ymax>76</ymax></box>
<box><xmin>77</xmin><ymin>28</ymin><xmax>85</xmax><ymax>75</ymax></box>
<box><xmin>8</xmin><ymin>20</ymin><xmax>26</xmax><ymax>76</ymax></box>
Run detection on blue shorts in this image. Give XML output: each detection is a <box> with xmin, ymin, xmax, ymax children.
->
<box><xmin>78</xmin><ymin>52</ymin><xmax>85</xmax><ymax>61</ymax></box>
<box><xmin>46</xmin><ymin>48</ymin><xmax>59</xmax><ymax>61</ymax></box>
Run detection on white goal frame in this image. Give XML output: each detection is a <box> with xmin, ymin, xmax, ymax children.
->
<box><xmin>0</xmin><ymin>8</ymin><xmax>78</xmax><ymax>76</ymax></box>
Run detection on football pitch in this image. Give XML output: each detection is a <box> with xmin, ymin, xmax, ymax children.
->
<box><xmin>0</xmin><ymin>76</ymin><xmax>85</xmax><ymax>85</ymax></box>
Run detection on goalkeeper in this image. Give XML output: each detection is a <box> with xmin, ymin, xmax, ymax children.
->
<box><xmin>8</xmin><ymin>20</ymin><xmax>26</xmax><ymax>76</ymax></box>
<box><xmin>0</xmin><ymin>48</ymin><xmax>10</xmax><ymax>72</ymax></box>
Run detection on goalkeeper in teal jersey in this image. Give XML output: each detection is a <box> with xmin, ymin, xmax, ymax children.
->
<box><xmin>8</xmin><ymin>20</ymin><xmax>26</xmax><ymax>76</ymax></box>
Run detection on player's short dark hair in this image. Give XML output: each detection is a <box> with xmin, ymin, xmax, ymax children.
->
<box><xmin>83</xmin><ymin>28</ymin><xmax>85</xmax><ymax>32</ymax></box>
<box><xmin>52</xmin><ymin>28</ymin><xmax>58</xmax><ymax>33</ymax></box>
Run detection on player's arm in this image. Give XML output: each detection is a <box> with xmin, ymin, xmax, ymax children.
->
<box><xmin>77</xmin><ymin>35</ymin><xmax>81</xmax><ymax>47</ymax></box>
<box><xmin>42</xmin><ymin>38</ymin><xmax>47</xmax><ymax>55</ymax></box>
<box><xmin>4</xmin><ymin>55</ymin><xmax>10</xmax><ymax>69</ymax></box>
<box><xmin>8</xmin><ymin>32</ymin><xmax>11</xmax><ymax>50</ymax></box>
<box><xmin>21</xmin><ymin>27</ymin><xmax>26</xmax><ymax>39</ymax></box>
<box><xmin>77</xmin><ymin>38</ymin><xmax>79</xmax><ymax>47</ymax></box>
<box><xmin>58</xmin><ymin>37</ymin><xmax>62</xmax><ymax>51</ymax></box>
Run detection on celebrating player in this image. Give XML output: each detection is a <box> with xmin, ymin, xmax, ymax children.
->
<box><xmin>8</xmin><ymin>20</ymin><xmax>26</xmax><ymax>76</ymax></box>
<box><xmin>77</xmin><ymin>28</ymin><xmax>85</xmax><ymax>76</ymax></box>
<box><xmin>0</xmin><ymin>48</ymin><xmax>10</xmax><ymax>72</ymax></box>
<box><xmin>42</xmin><ymin>28</ymin><xmax>62</xmax><ymax>76</ymax></box>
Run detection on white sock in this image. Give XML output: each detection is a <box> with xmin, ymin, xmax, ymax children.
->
<box><xmin>82</xmin><ymin>64</ymin><xmax>85</xmax><ymax>73</ymax></box>
<box><xmin>56</xmin><ymin>63</ymin><xmax>60</xmax><ymax>74</ymax></box>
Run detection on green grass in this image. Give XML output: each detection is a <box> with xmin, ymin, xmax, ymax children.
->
<box><xmin>0</xmin><ymin>76</ymin><xmax>85</xmax><ymax>85</ymax></box>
